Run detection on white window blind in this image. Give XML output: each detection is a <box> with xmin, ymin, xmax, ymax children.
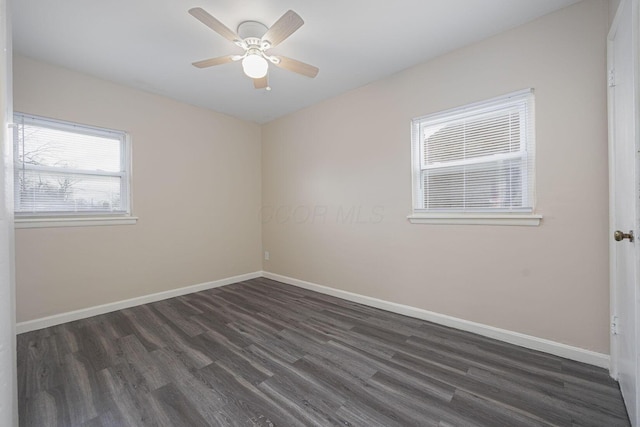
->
<box><xmin>411</xmin><ymin>89</ymin><xmax>535</xmax><ymax>214</ymax></box>
<box><xmin>13</xmin><ymin>113</ymin><xmax>131</xmax><ymax>216</ymax></box>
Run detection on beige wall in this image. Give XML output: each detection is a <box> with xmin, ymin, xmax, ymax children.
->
<box><xmin>13</xmin><ymin>55</ymin><xmax>262</xmax><ymax>322</ymax></box>
<box><xmin>262</xmin><ymin>0</ymin><xmax>610</xmax><ymax>353</ymax></box>
<box><xmin>610</xmin><ymin>0</ymin><xmax>622</xmax><ymax>25</ymax></box>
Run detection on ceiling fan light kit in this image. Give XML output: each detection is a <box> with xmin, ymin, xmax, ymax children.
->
<box><xmin>242</xmin><ymin>54</ymin><xmax>268</xmax><ymax>79</ymax></box>
<box><xmin>189</xmin><ymin>7</ymin><xmax>319</xmax><ymax>89</ymax></box>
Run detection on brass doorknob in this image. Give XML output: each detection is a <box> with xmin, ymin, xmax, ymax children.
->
<box><xmin>614</xmin><ymin>230</ymin><xmax>634</xmax><ymax>242</ymax></box>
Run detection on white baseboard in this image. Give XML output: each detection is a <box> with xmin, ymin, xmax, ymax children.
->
<box><xmin>262</xmin><ymin>271</ymin><xmax>610</xmax><ymax>370</ymax></box>
<box><xmin>15</xmin><ymin>271</ymin><xmax>262</xmax><ymax>334</ymax></box>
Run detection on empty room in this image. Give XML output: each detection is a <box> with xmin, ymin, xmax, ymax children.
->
<box><xmin>0</xmin><ymin>0</ymin><xmax>639</xmax><ymax>425</ymax></box>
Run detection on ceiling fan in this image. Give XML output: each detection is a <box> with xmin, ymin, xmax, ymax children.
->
<box><xmin>188</xmin><ymin>8</ymin><xmax>319</xmax><ymax>89</ymax></box>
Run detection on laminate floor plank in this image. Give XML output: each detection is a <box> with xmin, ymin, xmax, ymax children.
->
<box><xmin>173</xmin><ymin>375</ymin><xmax>246</xmax><ymax>427</ymax></box>
<box><xmin>148</xmin><ymin>301</ymin><xmax>204</xmax><ymax>338</ymax></box>
<box><xmin>197</xmin><ymin>362</ymin><xmax>304</xmax><ymax>427</ymax></box>
<box><xmin>18</xmin><ymin>278</ymin><xmax>631</xmax><ymax>426</ymax></box>
<box><xmin>152</xmin><ymin>383</ymin><xmax>211</xmax><ymax>427</ymax></box>
<box><xmin>23</xmin><ymin>335</ymin><xmax>65</xmax><ymax>399</ymax></box>
<box><xmin>156</xmin><ymin>323</ymin><xmax>213</xmax><ymax>370</ymax></box>
<box><xmin>97</xmin><ymin>365</ymin><xmax>162</xmax><ymax>427</ymax></box>
<box><xmin>447</xmin><ymin>389</ymin><xmax>550</xmax><ymax>427</ymax></box>
<box><xmin>119</xmin><ymin>306</ymin><xmax>170</xmax><ymax>352</ymax></box>
<box><xmin>334</xmin><ymin>400</ymin><xmax>408</xmax><ymax>427</ymax></box>
<box><xmin>117</xmin><ymin>335</ymin><xmax>172</xmax><ymax>391</ymax></box>
<box><xmin>50</xmin><ymin>324</ymin><xmax>81</xmax><ymax>355</ymax></box>
<box><xmin>227</xmin><ymin>284</ymin><xmax>306</xmax><ymax>317</ymax></box>
<box><xmin>73</xmin><ymin>326</ymin><xmax>119</xmax><ymax>373</ymax></box>
<box><xmin>61</xmin><ymin>352</ymin><xmax>101</xmax><ymax>425</ymax></box>
<box><xmin>215</xmin><ymin>350</ymin><xmax>272</xmax><ymax>386</ymax></box>
<box><xmin>404</xmin><ymin>335</ymin><xmax>571</xmax><ymax>388</ymax></box>
<box><xmin>393</xmin><ymin>345</ymin><xmax>565</xmax><ymax>399</ymax></box>
<box><xmin>190</xmin><ymin>315</ymin><xmax>254</xmax><ymax>349</ymax></box>
<box><xmin>365</xmin><ymin>375</ymin><xmax>467</xmax><ymax>427</ymax></box>
<box><xmin>23</xmin><ymin>388</ymin><xmax>71</xmax><ymax>427</ymax></box>
<box><xmin>297</xmin><ymin>353</ymin><xmax>441</xmax><ymax>426</ymax></box>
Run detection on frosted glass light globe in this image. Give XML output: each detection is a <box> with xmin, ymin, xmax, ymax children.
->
<box><xmin>242</xmin><ymin>54</ymin><xmax>268</xmax><ymax>79</ymax></box>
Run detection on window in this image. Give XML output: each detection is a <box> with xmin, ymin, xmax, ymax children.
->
<box><xmin>409</xmin><ymin>89</ymin><xmax>541</xmax><ymax>226</ymax></box>
<box><xmin>13</xmin><ymin>113</ymin><xmax>136</xmax><ymax>228</ymax></box>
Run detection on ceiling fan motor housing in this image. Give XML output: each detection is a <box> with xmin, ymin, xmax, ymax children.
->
<box><xmin>237</xmin><ymin>21</ymin><xmax>268</xmax><ymax>40</ymax></box>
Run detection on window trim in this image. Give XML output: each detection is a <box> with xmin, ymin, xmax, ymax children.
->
<box><xmin>14</xmin><ymin>215</ymin><xmax>139</xmax><ymax>229</ymax></box>
<box><xmin>407</xmin><ymin>213</ymin><xmax>542</xmax><ymax>226</ymax></box>
<box><xmin>409</xmin><ymin>89</ymin><xmax>541</xmax><ymax>226</ymax></box>
<box><xmin>13</xmin><ymin>113</ymin><xmax>136</xmax><ymax>228</ymax></box>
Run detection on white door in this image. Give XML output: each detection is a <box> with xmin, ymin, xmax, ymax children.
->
<box><xmin>610</xmin><ymin>0</ymin><xmax>640</xmax><ymax>425</ymax></box>
<box><xmin>0</xmin><ymin>0</ymin><xmax>16</xmax><ymax>425</ymax></box>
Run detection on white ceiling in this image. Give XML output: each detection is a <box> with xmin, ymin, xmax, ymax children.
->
<box><xmin>12</xmin><ymin>0</ymin><xmax>581</xmax><ymax>124</ymax></box>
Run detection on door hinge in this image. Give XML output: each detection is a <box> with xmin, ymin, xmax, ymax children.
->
<box><xmin>611</xmin><ymin>315</ymin><xmax>619</xmax><ymax>335</ymax></box>
<box><xmin>609</xmin><ymin>69</ymin><xmax>616</xmax><ymax>87</ymax></box>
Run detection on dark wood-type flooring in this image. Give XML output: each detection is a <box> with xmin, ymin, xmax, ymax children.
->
<box><xmin>18</xmin><ymin>278</ymin><xmax>630</xmax><ymax>426</ymax></box>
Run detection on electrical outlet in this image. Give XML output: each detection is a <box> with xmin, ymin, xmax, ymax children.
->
<box><xmin>264</xmin><ymin>251</ymin><xmax>270</xmax><ymax>261</ymax></box>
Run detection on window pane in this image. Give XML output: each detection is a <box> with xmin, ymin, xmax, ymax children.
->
<box><xmin>424</xmin><ymin>159</ymin><xmax>525</xmax><ymax>210</ymax></box>
<box><xmin>17</xmin><ymin>123</ymin><xmax>121</xmax><ymax>172</ymax></box>
<box><xmin>464</xmin><ymin>111</ymin><xmax>521</xmax><ymax>158</ymax></box>
<box><xmin>16</xmin><ymin>169</ymin><xmax>123</xmax><ymax>213</ymax></box>
<box><xmin>424</xmin><ymin>109</ymin><xmax>522</xmax><ymax>166</ymax></box>
<box><xmin>464</xmin><ymin>161</ymin><xmax>523</xmax><ymax>209</ymax></box>
<box><xmin>423</xmin><ymin>170</ymin><xmax>464</xmax><ymax>209</ymax></box>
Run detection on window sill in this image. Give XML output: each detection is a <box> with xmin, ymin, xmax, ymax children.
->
<box><xmin>15</xmin><ymin>216</ymin><xmax>139</xmax><ymax>229</ymax></box>
<box><xmin>407</xmin><ymin>213</ymin><xmax>542</xmax><ymax>226</ymax></box>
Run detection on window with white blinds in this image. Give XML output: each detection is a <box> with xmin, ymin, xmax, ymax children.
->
<box><xmin>13</xmin><ymin>113</ymin><xmax>131</xmax><ymax>218</ymax></box>
<box><xmin>411</xmin><ymin>89</ymin><xmax>535</xmax><ymax>217</ymax></box>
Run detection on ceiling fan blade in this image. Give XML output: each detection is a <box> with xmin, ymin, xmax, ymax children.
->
<box><xmin>253</xmin><ymin>76</ymin><xmax>269</xmax><ymax>89</ymax></box>
<box><xmin>262</xmin><ymin>10</ymin><xmax>304</xmax><ymax>48</ymax></box>
<box><xmin>275</xmin><ymin>56</ymin><xmax>319</xmax><ymax>78</ymax></box>
<box><xmin>189</xmin><ymin>7</ymin><xmax>239</xmax><ymax>43</ymax></box>
<box><xmin>192</xmin><ymin>56</ymin><xmax>236</xmax><ymax>68</ymax></box>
